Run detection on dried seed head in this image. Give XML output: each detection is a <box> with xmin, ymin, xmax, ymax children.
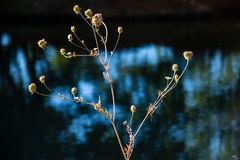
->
<box><xmin>90</xmin><ymin>49</ymin><xmax>98</xmax><ymax>56</ymax></box>
<box><xmin>172</xmin><ymin>64</ymin><xmax>178</xmax><ymax>72</ymax></box>
<box><xmin>165</xmin><ymin>76</ymin><xmax>171</xmax><ymax>80</ymax></box>
<box><xmin>91</xmin><ymin>13</ymin><xmax>103</xmax><ymax>27</ymax></box>
<box><xmin>68</xmin><ymin>34</ymin><xmax>73</xmax><ymax>41</ymax></box>
<box><xmin>183</xmin><ymin>51</ymin><xmax>193</xmax><ymax>61</ymax></box>
<box><xmin>174</xmin><ymin>74</ymin><xmax>179</xmax><ymax>83</ymax></box>
<box><xmin>71</xmin><ymin>87</ymin><xmax>77</xmax><ymax>96</ymax></box>
<box><xmin>71</xmin><ymin>26</ymin><xmax>76</xmax><ymax>33</ymax></box>
<box><xmin>37</xmin><ymin>39</ymin><xmax>47</xmax><ymax>49</ymax></box>
<box><xmin>130</xmin><ymin>105</ymin><xmax>136</xmax><ymax>113</ymax></box>
<box><xmin>29</xmin><ymin>83</ymin><xmax>36</xmax><ymax>95</ymax></box>
<box><xmin>60</xmin><ymin>48</ymin><xmax>66</xmax><ymax>55</ymax></box>
<box><xmin>85</xmin><ymin>9</ymin><xmax>93</xmax><ymax>19</ymax></box>
<box><xmin>39</xmin><ymin>75</ymin><xmax>46</xmax><ymax>83</ymax></box>
<box><xmin>117</xmin><ymin>26</ymin><xmax>123</xmax><ymax>34</ymax></box>
<box><xmin>73</xmin><ymin>5</ymin><xmax>81</xmax><ymax>14</ymax></box>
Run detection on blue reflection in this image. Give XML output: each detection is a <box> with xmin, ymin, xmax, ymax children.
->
<box><xmin>209</xmin><ymin>115</ymin><xmax>221</xmax><ymax>160</ymax></box>
<box><xmin>47</xmin><ymin>86</ymin><xmax>78</xmax><ymax>115</ymax></box>
<box><xmin>35</xmin><ymin>60</ymin><xmax>48</xmax><ymax>76</ymax></box>
<box><xmin>9</xmin><ymin>48</ymin><xmax>30</xmax><ymax>88</ymax></box>
<box><xmin>1</xmin><ymin>32</ymin><xmax>11</xmax><ymax>47</ymax></box>
<box><xmin>183</xmin><ymin>51</ymin><xmax>240</xmax><ymax>109</ymax></box>
<box><xmin>78</xmin><ymin>80</ymin><xmax>96</xmax><ymax>101</ymax></box>
<box><xmin>67</xmin><ymin>114</ymin><xmax>108</xmax><ymax>144</ymax></box>
<box><xmin>109</xmin><ymin>44</ymin><xmax>174</xmax><ymax>79</ymax></box>
<box><xmin>36</xmin><ymin>43</ymin><xmax>240</xmax><ymax>156</ymax></box>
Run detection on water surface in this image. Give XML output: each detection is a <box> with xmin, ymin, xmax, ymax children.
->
<box><xmin>0</xmin><ymin>20</ymin><xmax>240</xmax><ymax>160</ymax></box>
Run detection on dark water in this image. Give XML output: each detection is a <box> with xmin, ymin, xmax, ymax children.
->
<box><xmin>0</xmin><ymin>20</ymin><xmax>240</xmax><ymax>160</ymax></box>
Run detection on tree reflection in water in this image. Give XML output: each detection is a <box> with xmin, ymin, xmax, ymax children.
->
<box><xmin>0</xmin><ymin>23</ymin><xmax>240</xmax><ymax>159</ymax></box>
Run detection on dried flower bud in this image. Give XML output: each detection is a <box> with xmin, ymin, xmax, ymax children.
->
<box><xmin>73</xmin><ymin>5</ymin><xmax>81</xmax><ymax>14</ymax></box>
<box><xmin>183</xmin><ymin>51</ymin><xmax>193</xmax><ymax>61</ymax></box>
<box><xmin>39</xmin><ymin>75</ymin><xmax>46</xmax><ymax>83</ymax></box>
<box><xmin>60</xmin><ymin>48</ymin><xmax>66</xmax><ymax>55</ymax></box>
<box><xmin>71</xmin><ymin>87</ymin><xmax>77</xmax><ymax>96</ymax></box>
<box><xmin>37</xmin><ymin>39</ymin><xmax>47</xmax><ymax>49</ymax></box>
<box><xmin>68</xmin><ymin>34</ymin><xmax>73</xmax><ymax>41</ymax></box>
<box><xmin>91</xmin><ymin>13</ymin><xmax>103</xmax><ymax>27</ymax></box>
<box><xmin>117</xmin><ymin>26</ymin><xmax>123</xmax><ymax>34</ymax></box>
<box><xmin>29</xmin><ymin>83</ymin><xmax>36</xmax><ymax>95</ymax></box>
<box><xmin>71</xmin><ymin>26</ymin><xmax>76</xmax><ymax>33</ymax></box>
<box><xmin>130</xmin><ymin>105</ymin><xmax>136</xmax><ymax>113</ymax></box>
<box><xmin>172</xmin><ymin>64</ymin><xmax>178</xmax><ymax>72</ymax></box>
<box><xmin>165</xmin><ymin>77</ymin><xmax>171</xmax><ymax>80</ymax></box>
<box><xmin>85</xmin><ymin>9</ymin><xmax>93</xmax><ymax>19</ymax></box>
<box><xmin>90</xmin><ymin>49</ymin><xmax>98</xmax><ymax>56</ymax></box>
<box><xmin>174</xmin><ymin>74</ymin><xmax>179</xmax><ymax>83</ymax></box>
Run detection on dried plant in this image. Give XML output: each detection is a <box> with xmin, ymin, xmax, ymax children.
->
<box><xmin>29</xmin><ymin>4</ymin><xmax>193</xmax><ymax>160</ymax></box>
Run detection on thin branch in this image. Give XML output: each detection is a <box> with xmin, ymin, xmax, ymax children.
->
<box><xmin>92</xmin><ymin>26</ymin><xmax>100</xmax><ymax>56</ymax></box>
<box><xmin>72</xmin><ymin>32</ymin><xmax>91</xmax><ymax>53</ymax></box>
<box><xmin>179</xmin><ymin>60</ymin><xmax>189</xmax><ymax>79</ymax></box>
<box><xmin>102</xmin><ymin>22</ymin><xmax>109</xmax><ymax>62</ymax></box>
<box><xmin>112</xmin><ymin>33</ymin><xmax>121</xmax><ymax>54</ymax></box>
<box><xmin>129</xmin><ymin>112</ymin><xmax>134</xmax><ymax>126</ymax></box>
<box><xmin>110</xmin><ymin>81</ymin><xmax>116</xmax><ymax>122</ymax></box>
<box><xmin>69</xmin><ymin>41</ymin><xmax>89</xmax><ymax>51</ymax></box>
<box><xmin>110</xmin><ymin>121</ymin><xmax>127</xmax><ymax>160</ymax></box>
<box><xmin>43</xmin><ymin>83</ymin><xmax>52</xmax><ymax>92</ymax></box>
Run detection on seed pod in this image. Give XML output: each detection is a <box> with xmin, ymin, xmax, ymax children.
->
<box><xmin>85</xmin><ymin>9</ymin><xmax>93</xmax><ymax>19</ymax></box>
<box><xmin>117</xmin><ymin>26</ymin><xmax>123</xmax><ymax>34</ymax></box>
<box><xmin>91</xmin><ymin>13</ymin><xmax>103</xmax><ymax>27</ymax></box>
<box><xmin>73</xmin><ymin>5</ymin><xmax>81</xmax><ymax>14</ymax></box>
<box><xmin>183</xmin><ymin>51</ymin><xmax>193</xmax><ymax>61</ymax></box>
<box><xmin>71</xmin><ymin>26</ymin><xmax>76</xmax><ymax>33</ymax></box>
<box><xmin>71</xmin><ymin>87</ymin><xmax>77</xmax><ymax>96</ymax></box>
<box><xmin>174</xmin><ymin>74</ymin><xmax>179</xmax><ymax>83</ymax></box>
<box><xmin>29</xmin><ymin>83</ymin><xmax>36</xmax><ymax>95</ymax></box>
<box><xmin>172</xmin><ymin>64</ymin><xmax>178</xmax><ymax>72</ymax></box>
<box><xmin>60</xmin><ymin>48</ymin><xmax>66</xmax><ymax>55</ymax></box>
<box><xmin>37</xmin><ymin>39</ymin><xmax>47</xmax><ymax>49</ymax></box>
<box><xmin>39</xmin><ymin>75</ymin><xmax>46</xmax><ymax>83</ymax></box>
<box><xmin>165</xmin><ymin>77</ymin><xmax>171</xmax><ymax>80</ymax></box>
<box><xmin>68</xmin><ymin>34</ymin><xmax>73</xmax><ymax>41</ymax></box>
<box><xmin>130</xmin><ymin>105</ymin><xmax>136</xmax><ymax>113</ymax></box>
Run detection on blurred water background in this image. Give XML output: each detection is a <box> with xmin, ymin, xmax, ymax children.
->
<box><xmin>1</xmin><ymin>1</ymin><xmax>240</xmax><ymax>159</ymax></box>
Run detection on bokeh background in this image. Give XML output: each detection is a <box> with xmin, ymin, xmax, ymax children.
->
<box><xmin>1</xmin><ymin>0</ymin><xmax>240</xmax><ymax>159</ymax></box>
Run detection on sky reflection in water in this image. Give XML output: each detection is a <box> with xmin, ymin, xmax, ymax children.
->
<box><xmin>1</xmin><ymin>31</ymin><xmax>240</xmax><ymax>159</ymax></box>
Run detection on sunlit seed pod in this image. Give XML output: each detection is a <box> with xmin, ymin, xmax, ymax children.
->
<box><xmin>183</xmin><ymin>51</ymin><xmax>193</xmax><ymax>61</ymax></box>
<box><xmin>130</xmin><ymin>105</ymin><xmax>136</xmax><ymax>113</ymax></box>
<box><xmin>73</xmin><ymin>5</ymin><xmax>81</xmax><ymax>14</ymax></box>
<box><xmin>174</xmin><ymin>74</ymin><xmax>179</xmax><ymax>83</ymax></box>
<box><xmin>71</xmin><ymin>87</ymin><xmax>77</xmax><ymax>95</ymax></box>
<box><xmin>117</xmin><ymin>26</ymin><xmax>123</xmax><ymax>34</ymax></box>
<box><xmin>60</xmin><ymin>48</ymin><xmax>66</xmax><ymax>55</ymax></box>
<box><xmin>165</xmin><ymin>76</ymin><xmax>171</xmax><ymax>80</ymax></box>
<box><xmin>91</xmin><ymin>13</ymin><xmax>103</xmax><ymax>27</ymax></box>
<box><xmin>67</xmin><ymin>34</ymin><xmax>73</xmax><ymax>41</ymax></box>
<box><xmin>28</xmin><ymin>83</ymin><xmax>36</xmax><ymax>95</ymax></box>
<box><xmin>172</xmin><ymin>64</ymin><xmax>178</xmax><ymax>72</ymax></box>
<box><xmin>67</xmin><ymin>52</ymin><xmax>72</xmax><ymax>55</ymax></box>
<box><xmin>90</xmin><ymin>50</ymin><xmax>96</xmax><ymax>56</ymax></box>
<box><xmin>37</xmin><ymin>39</ymin><xmax>47</xmax><ymax>49</ymax></box>
<box><xmin>39</xmin><ymin>75</ymin><xmax>46</xmax><ymax>83</ymax></box>
<box><xmin>85</xmin><ymin>9</ymin><xmax>93</xmax><ymax>19</ymax></box>
<box><xmin>71</xmin><ymin>26</ymin><xmax>76</xmax><ymax>33</ymax></box>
